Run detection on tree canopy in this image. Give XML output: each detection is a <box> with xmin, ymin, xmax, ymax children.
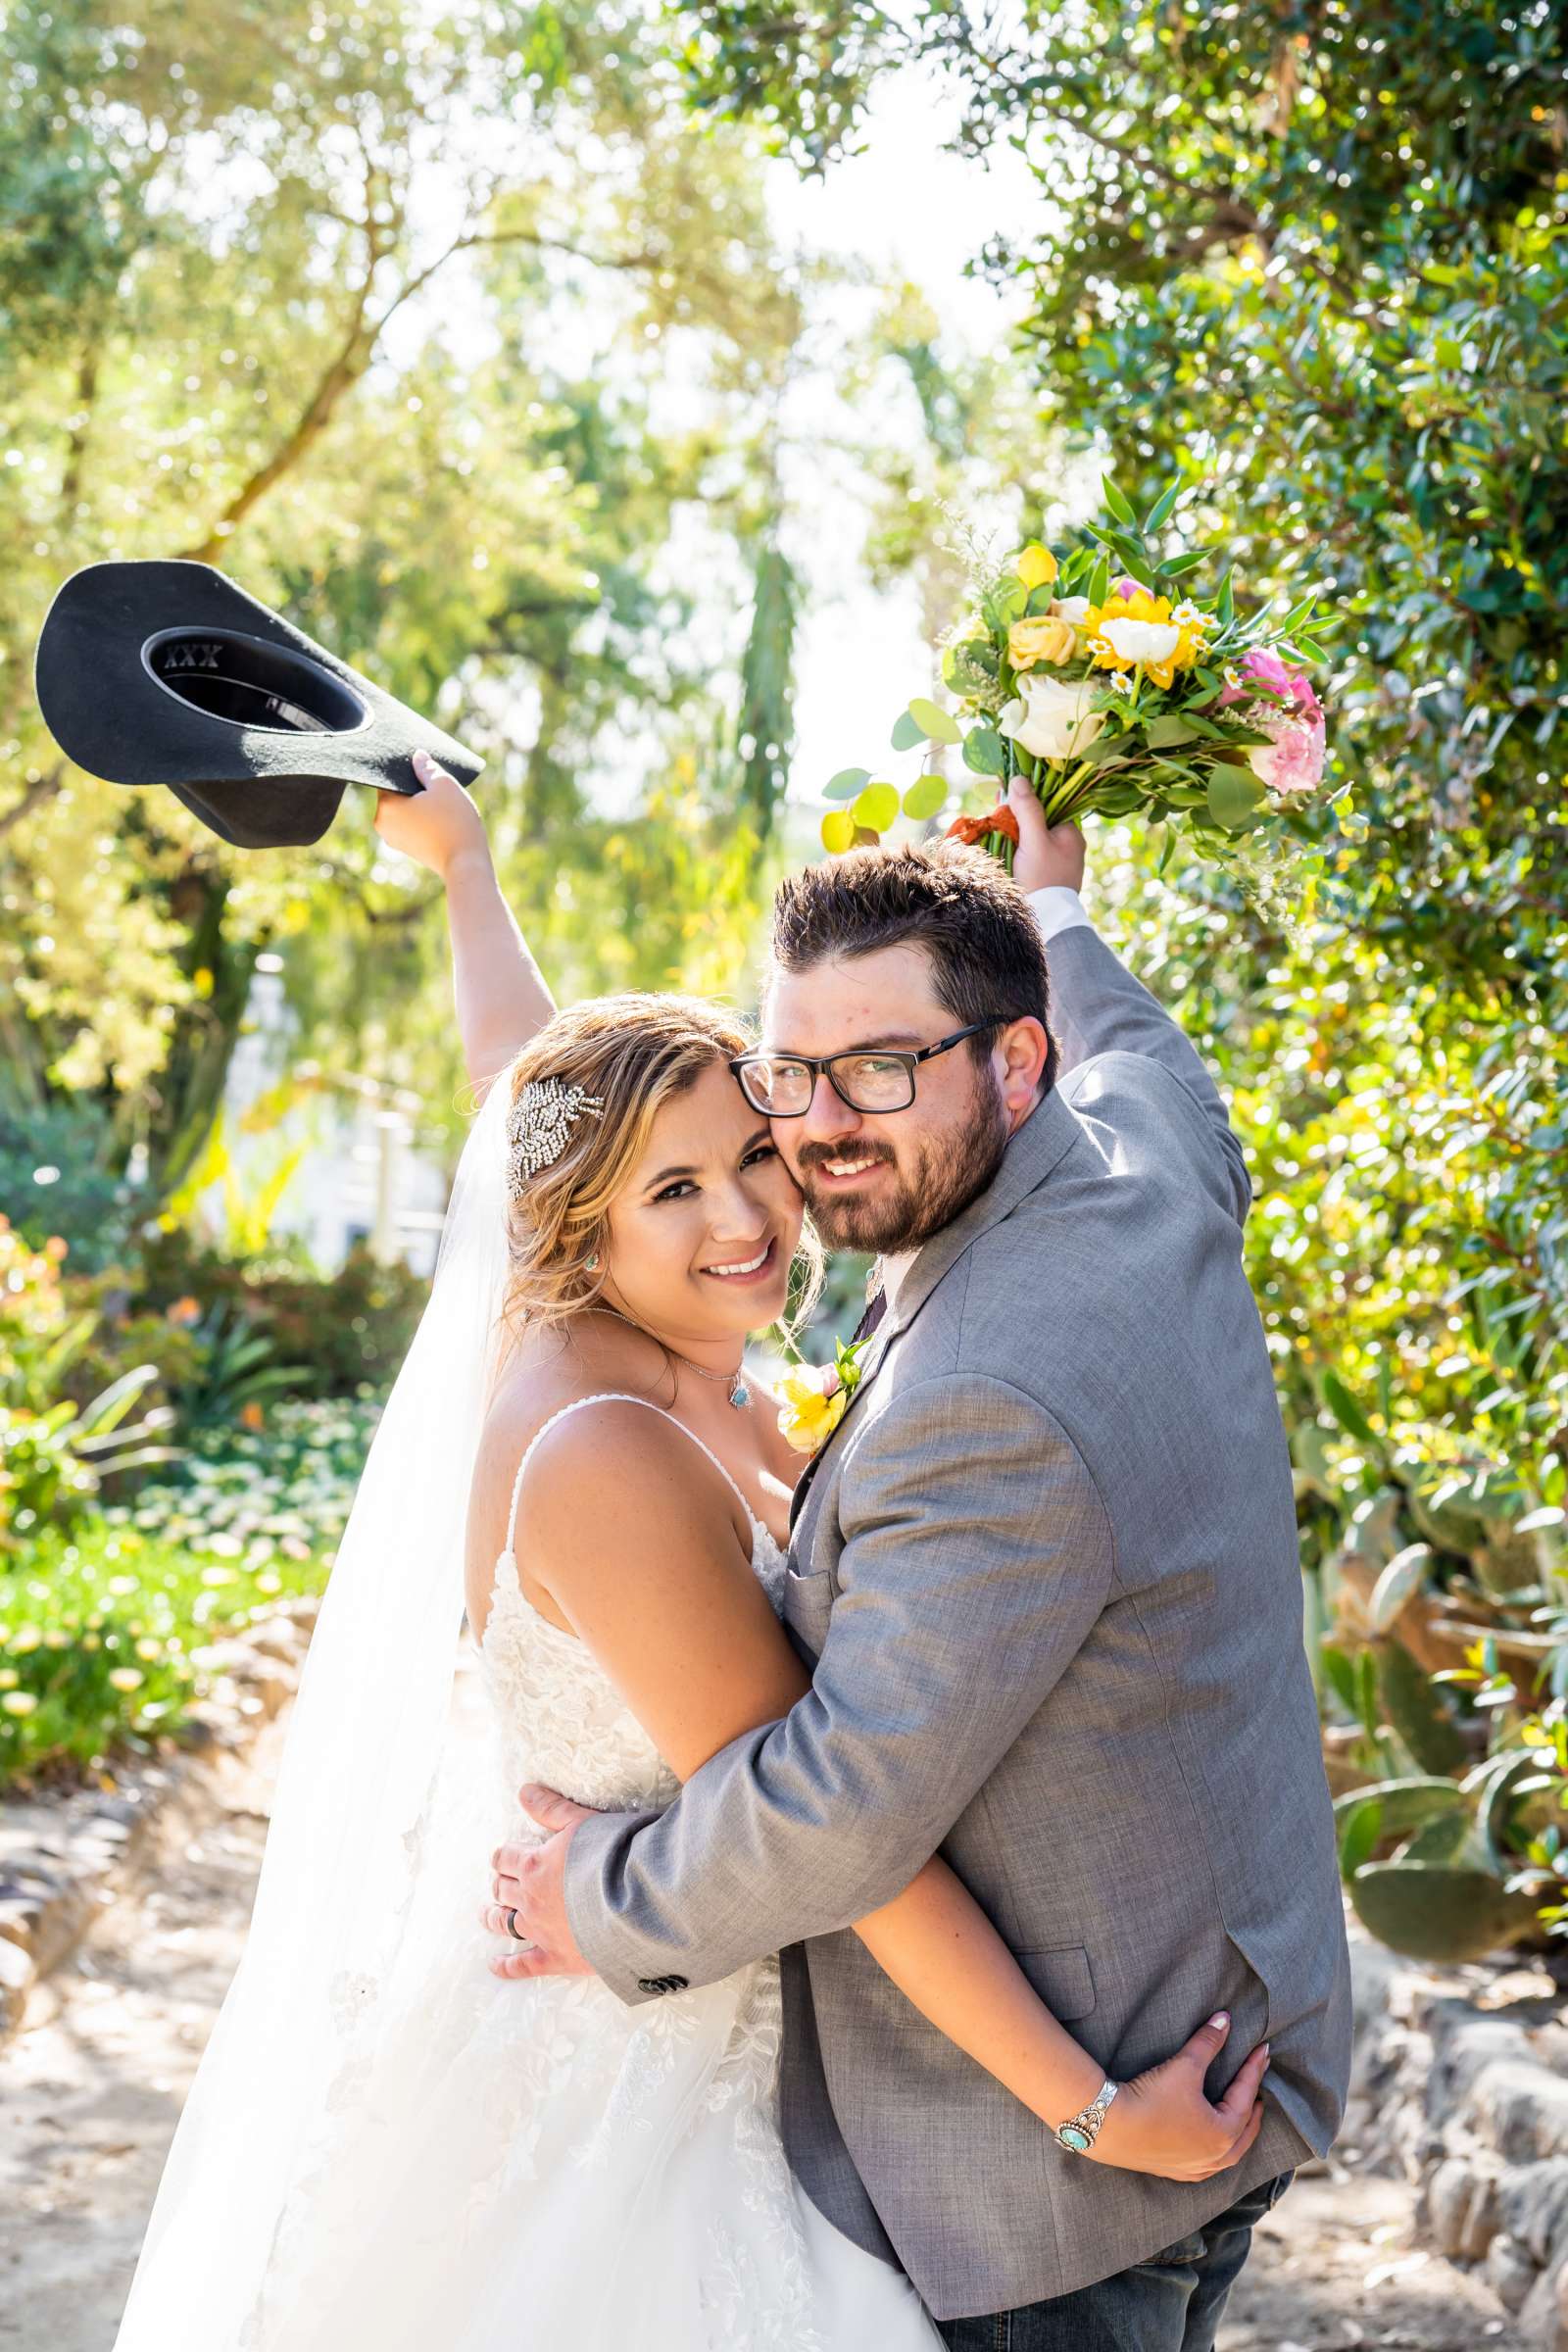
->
<box><xmin>689</xmin><ymin>0</ymin><xmax>1568</xmax><ymax>1526</ymax></box>
<box><xmin>1</xmin><ymin>0</ymin><xmax>806</xmax><ymax>1203</ymax></box>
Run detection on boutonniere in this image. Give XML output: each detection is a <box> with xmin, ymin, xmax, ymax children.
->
<box><xmin>776</xmin><ymin>1335</ymin><xmax>873</xmax><ymax>1456</ymax></box>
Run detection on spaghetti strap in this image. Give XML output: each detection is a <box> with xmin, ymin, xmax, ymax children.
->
<box><xmin>501</xmin><ymin>1391</ymin><xmax>758</xmax><ymax>1565</ymax></box>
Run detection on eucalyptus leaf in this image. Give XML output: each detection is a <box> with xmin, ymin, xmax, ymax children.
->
<box><xmin>852</xmin><ymin>781</ymin><xmax>900</xmax><ymax>832</ymax></box>
<box><xmin>908</xmin><ymin>696</ymin><xmax>961</xmax><ymax>745</ymax></box>
<box><xmin>890</xmin><ymin>711</ymin><xmax>924</xmax><ymax>753</ymax></box>
<box><xmin>962</xmin><ymin>727</ymin><xmax>1007</xmax><ymax>778</ymax></box>
<box><xmin>824</xmin><ymin>766</ymin><xmax>871</xmax><ymax>803</ymax></box>
<box><xmin>902</xmin><ymin>773</ymin><xmax>949</xmax><ymax>821</ymax></box>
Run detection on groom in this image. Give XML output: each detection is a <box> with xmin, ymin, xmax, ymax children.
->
<box><xmin>491</xmin><ymin>777</ymin><xmax>1352</xmax><ymax>2346</ymax></box>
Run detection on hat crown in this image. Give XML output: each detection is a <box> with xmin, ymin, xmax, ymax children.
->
<box><xmin>142</xmin><ymin>625</ymin><xmax>369</xmax><ymax>738</ymax></box>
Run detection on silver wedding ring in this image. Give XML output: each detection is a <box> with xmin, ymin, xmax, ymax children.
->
<box><xmin>504</xmin><ymin>1908</ymin><xmax>530</xmax><ymax>1944</ymax></box>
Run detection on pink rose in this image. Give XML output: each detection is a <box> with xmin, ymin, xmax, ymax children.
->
<box><xmin>1219</xmin><ymin>647</ymin><xmax>1322</xmax><ymax>722</ymax></box>
<box><xmin>1248</xmin><ymin>710</ymin><xmax>1327</xmax><ymax>797</ymax></box>
<box><xmin>817</xmin><ymin>1364</ymin><xmax>842</xmax><ymax>1399</ymax></box>
<box><xmin>1217</xmin><ymin>650</ymin><xmax>1325</xmax><ymax>798</ymax></box>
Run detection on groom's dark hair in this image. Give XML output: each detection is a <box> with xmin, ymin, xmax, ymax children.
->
<box><xmin>769</xmin><ymin>842</ymin><xmax>1059</xmax><ymax>1096</ymax></box>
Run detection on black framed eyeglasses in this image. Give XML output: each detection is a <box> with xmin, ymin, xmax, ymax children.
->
<box><xmin>729</xmin><ymin>1017</ymin><xmax>1007</xmax><ymax>1118</ymax></box>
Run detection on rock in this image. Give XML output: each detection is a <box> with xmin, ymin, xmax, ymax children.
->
<box><xmin>0</xmin><ymin>1872</ymin><xmax>90</xmax><ymax>1980</ymax></box>
<box><xmin>241</xmin><ymin>1666</ymin><xmax>293</xmax><ymax>1719</ymax></box>
<box><xmin>1486</xmin><ymin>2230</ymin><xmax>1540</xmax><ymax>2314</ymax></box>
<box><xmin>245</xmin><ymin>1618</ymin><xmax>306</xmax><ymax>1665</ymax></box>
<box><xmin>1460</xmin><ymin>2167</ymin><xmax>1501</xmax><ymax>2262</ymax></box>
<box><xmin>1499</xmin><ymin>2157</ymin><xmax>1568</xmax><ymax>2269</ymax></box>
<box><xmin>1482</xmin><ymin>2063</ymin><xmax>1568</xmax><ymax>2165</ymax></box>
<box><xmin>0</xmin><ymin>1931</ymin><xmax>35</xmax><ymax>2040</ymax></box>
<box><xmin>0</xmin><ymin>1893</ymin><xmax>42</xmax><ymax>1950</ymax></box>
<box><xmin>1426</xmin><ymin>2156</ymin><xmax>1476</xmax><ymax>2256</ymax></box>
<box><xmin>1518</xmin><ymin>2257</ymin><xmax>1567</xmax><ymax>2350</ymax></box>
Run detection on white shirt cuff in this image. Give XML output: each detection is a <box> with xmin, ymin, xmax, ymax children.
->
<box><xmin>1026</xmin><ymin>885</ymin><xmax>1093</xmax><ymax>945</ymax></box>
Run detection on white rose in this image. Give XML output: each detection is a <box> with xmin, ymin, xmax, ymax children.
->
<box><xmin>998</xmin><ymin>673</ymin><xmax>1106</xmax><ymax>763</ymax></box>
<box><xmin>1097</xmin><ymin>615</ymin><xmax>1183</xmax><ymax>666</ymax></box>
<box><xmin>1052</xmin><ymin>595</ymin><xmax>1093</xmax><ymax>624</ymax></box>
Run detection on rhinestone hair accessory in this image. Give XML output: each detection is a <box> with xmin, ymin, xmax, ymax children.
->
<box><xmin>506</xmin><ymin>1078</ymin><xmax>605</xmax><ymax>1192</ymax></box>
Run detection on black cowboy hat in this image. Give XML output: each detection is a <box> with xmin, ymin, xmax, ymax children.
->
<box><xmin>34</xmin><ymin>560</ymin><xmax>483</xmax><ymax>849</ymax></box>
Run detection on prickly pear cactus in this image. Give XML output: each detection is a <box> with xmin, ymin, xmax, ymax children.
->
<box><xmin>1348</xmin><ymin>1861</ymin><xmax>1541</xmax><ymax>1963</ymax></box>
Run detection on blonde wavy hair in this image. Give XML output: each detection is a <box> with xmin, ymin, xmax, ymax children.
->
<box><xmin>496</xmin><ymin>992</ymin><xmax>820</xmax><ymax>1348</ymax></box>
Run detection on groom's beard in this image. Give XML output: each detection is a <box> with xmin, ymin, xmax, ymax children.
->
<box><xmin>796</xmin><ymin>1063</ymin><xmax>1009</xmax><ymax>1255</ymax></box>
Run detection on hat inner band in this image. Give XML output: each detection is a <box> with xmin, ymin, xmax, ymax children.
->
<box><xmin>140</xmin><ymin>626</ymin><xmax>369</xmax><ymax>737</ymax></box>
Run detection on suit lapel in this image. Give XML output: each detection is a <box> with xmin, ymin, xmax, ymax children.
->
<box><xmin>786</xmin><ymin>1088</ymin><xmax>1085</xmax><ymax>1545</ymax></box>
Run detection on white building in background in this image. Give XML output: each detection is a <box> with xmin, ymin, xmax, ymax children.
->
<box><xmin>205</xmin><ymin>956</ymin><xmax>453</xmax><ymax>1280</ymax></box>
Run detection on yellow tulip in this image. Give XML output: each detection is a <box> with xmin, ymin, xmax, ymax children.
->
<box><xmin>1015</xmin><ymin>543</ymin><xmax>1058</xmax><ymax>592</ymax></box>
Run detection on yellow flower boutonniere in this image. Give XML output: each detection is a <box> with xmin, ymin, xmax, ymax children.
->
<box><xmin>777</xmin><ymin>1335</ymin><xmax>873</xmax><ymax>1456</ymax></box>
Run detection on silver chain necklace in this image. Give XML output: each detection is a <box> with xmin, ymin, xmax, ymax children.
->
<box><xmin>592</xmin><ymin>1303</ymin><xmax>752</xmax><ymax>1409</ymax></box>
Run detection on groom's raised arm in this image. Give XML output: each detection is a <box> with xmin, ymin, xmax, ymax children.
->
<box><xmin>1034</xmin><ymin>901</ymin><xmax>1250</xmax><ymax>1226</ymax></box>
<box><xmin>562</xmin><ymin>1374</ymin><xmax>1113</xmax><ymax>2003</ymax></box>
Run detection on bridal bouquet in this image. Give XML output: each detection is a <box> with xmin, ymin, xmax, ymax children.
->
<box><xmin>819</xmin><ymin>476</ymin><xmax>1335</xmax><ymax>880</ymax></box>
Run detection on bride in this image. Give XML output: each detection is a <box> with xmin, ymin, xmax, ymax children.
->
<box><xmin>110</xmin><ymin>755</ymin><xmax>1267</xmax><ymax>2352</ymax></box>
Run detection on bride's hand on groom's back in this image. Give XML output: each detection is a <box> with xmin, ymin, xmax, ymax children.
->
<box><xmin>1089</xmin><ymin>2011</ymin><xmax>1271</xmax><ymax>2182</ymax></box>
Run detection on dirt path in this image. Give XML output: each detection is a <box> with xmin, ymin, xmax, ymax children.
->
<box><xmin>0</xmin><ymin>1720</ymin><xmax>1526</xmax><ymax>2352</ymax></box>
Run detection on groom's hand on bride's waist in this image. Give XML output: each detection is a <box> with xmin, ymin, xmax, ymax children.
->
<box><xmin>483</xmin><ymin>1784</ymin><xmax>598</xmax><ymax>1981</ymax></box>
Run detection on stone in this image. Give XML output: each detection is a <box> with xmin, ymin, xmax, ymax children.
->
<box><xmin>0</xmin><ymin>1893</ymin><xmax>41</xmax><ymax>1951</ymax></box>
<box><xmin>1486</xmin><ymin>2230</ymin><xmax>1540</xmax><ymax>2314</ymax></box>
<box><xmin>1460</xmin><ymin>2167</ymin><xmax>1501</xmax><ymax>2262</ymax></box>
<box><xmin>1483</xmin><ymin>2065</ymin><xmax>1568</xmax><ymax>2165</ymax></box>
<box><xmin>1427</xmin><ymin>2156</ymin><xmax>1477</xmax><ymax>2257</ymax></box>
<box><xmin>0</xmin><ymin>1930</ymin><xmax>35</xmax><ymax>2041</ymax></box>
<box><xmin>246</xmin><ymin>1618</ymin><xmax>306</xmax><ymax>1664</ymax></box>
<box><xmin>1499</xmin><ymin>2158</ymin><xmax>1568</xmax><ymax>2269</ymax></box>
<box><xmin>1518</xmin><ymin>2258</ymin><xmax>1566</xmax><ymax>2350</ymax></box>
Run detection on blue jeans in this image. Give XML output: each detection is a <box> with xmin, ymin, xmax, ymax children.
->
<box><xmin>937</xmin><ymin>2172</ymin><xmax>1295</xmax><ymax>2352</ymax></box>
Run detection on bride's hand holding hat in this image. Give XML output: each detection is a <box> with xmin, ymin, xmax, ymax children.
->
<box><xmin>375</xmin><ymin>749</ymin><xmax>491</xmax><ymax>878</ymax></box>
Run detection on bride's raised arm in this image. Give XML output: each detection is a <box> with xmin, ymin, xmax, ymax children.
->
<box><xmin>494</xmin><ymin>1396</ymin><xmax>1269</xmax><ymax>2187</ymax></box>
<box><xmin>373</xmin><ymin>750</ymin><xmax>556</xmax><ymax>1096</ymax></box>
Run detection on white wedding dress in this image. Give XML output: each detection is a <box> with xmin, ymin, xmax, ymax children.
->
<box><xmin>233</xmin><ymin>1394</ymin><xmax>942</xmax><ymax>2351</ymax></box>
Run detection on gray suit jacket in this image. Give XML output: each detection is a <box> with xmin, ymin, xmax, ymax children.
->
<box><xmin>565</xmin><ymin>922</ymin><xmax>1352</xmax><ymax>2320</ymax></box>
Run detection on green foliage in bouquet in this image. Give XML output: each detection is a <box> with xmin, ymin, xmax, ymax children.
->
<box><xmin>819</xmin><ymin>476</ymin><xmax>1335</xmax><ymax>881</ymax></box>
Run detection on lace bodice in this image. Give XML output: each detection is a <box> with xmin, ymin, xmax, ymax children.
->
<box><xmin>478</xmin><ymin>1393</ymin><xmax>788</xmax><ymax>1813</ymax></box>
